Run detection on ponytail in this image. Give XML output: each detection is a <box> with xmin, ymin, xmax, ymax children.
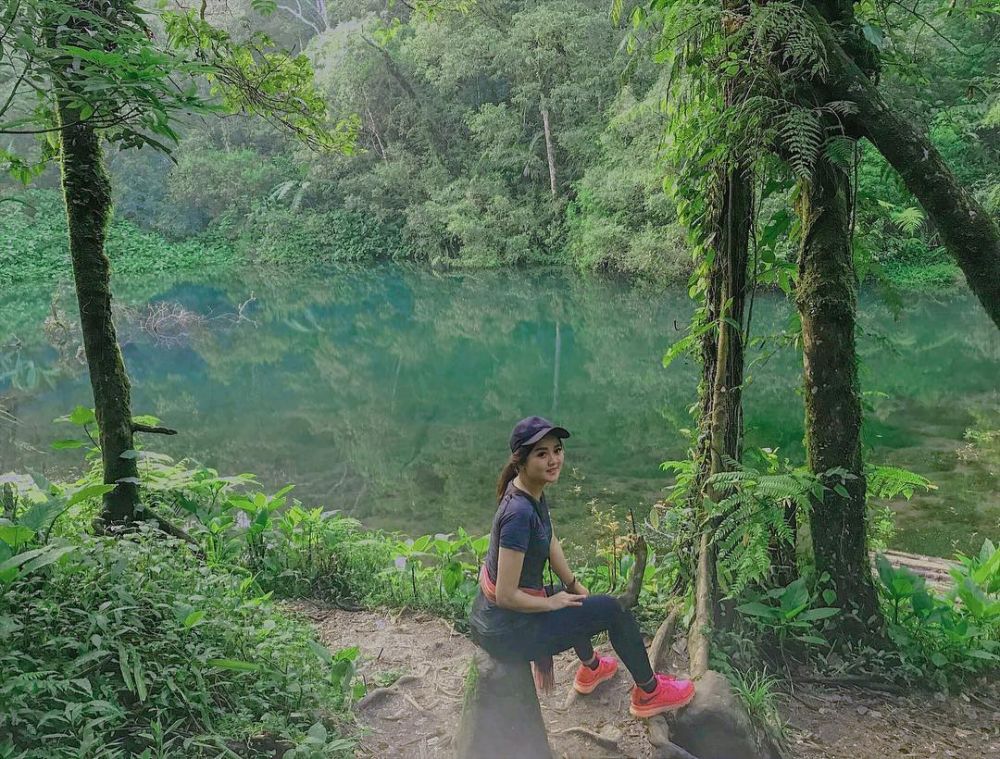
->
<box><xmin>496</xmin><ymin>447</ymin><xmax>529</xmax><ymax>503</ymax></box>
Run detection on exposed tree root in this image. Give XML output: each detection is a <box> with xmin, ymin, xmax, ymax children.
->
<box><xmin>649</xmin><ymin>605</ymin><xmax>681</xmax><ymax>672</ymax></box>
<box><xmin>552</xmin><ymin>727</ymin><xmax>620</xmax><ymax>751</ymax></box>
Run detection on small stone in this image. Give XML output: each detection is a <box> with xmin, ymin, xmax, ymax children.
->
<box><xmin>867</xmin><ymin>710</ymin><xmax>883</xmax><ymax>719</ymax></box>
<box><xmin>856</xmin><ymin>705</ymin><xmax>869</xmax><ymax>715</ymax></box>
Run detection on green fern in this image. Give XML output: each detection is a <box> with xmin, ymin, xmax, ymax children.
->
<box><xmin>823</xmin><ymin>136</ymin><xmax>856</xmax><ymax>169</ymax></box>
<box><xmin>705</xmin><ymin>451</ymin><xmax>819</xmax><ymax>596</ymax></box>
<box><xmin>778</xmin><ymin>108</ymin><xmax>824</xmax><ymax>178</ymax></box>
<box><xmin>890</xmin><ymin>206</ymin><xmax>925</xmax><ymax>235</ymax></box>
<box><xmin>866</xmin><ymin>465</ymin><xmax>935</xmax><ymax>500</ymax></box>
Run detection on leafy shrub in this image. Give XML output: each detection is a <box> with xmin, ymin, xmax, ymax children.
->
<box><xmin>0</xmin><ymin>190</ymin><xmax>236</xmax><ymax>288</ymax></box>
<box><xmin>0</xmin><ymin>528</ymin><xmax>356</xmax><ymax>758</ymax></box>
<box><xmin>874</xmin><ymin>548</ymin><xmax>999</xmax><ymax>689</ymax></box>
<box><xmin>735</xmin><ymin>576</ymin><xmax>840</xmax><ymax>651</ymax></box>
<box><xmin>240</xmin><ymin>205</ymin><xmax>406</xmax><ymax>265</ymax></box>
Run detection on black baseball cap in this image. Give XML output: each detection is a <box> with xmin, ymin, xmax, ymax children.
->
<box><xmin>509</xmin><ymin>416</ymin><xmax>570</xmax><ymax>452</ymax></box>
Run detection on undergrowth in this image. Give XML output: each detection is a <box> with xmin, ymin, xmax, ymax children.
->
<box><xmin>0</xmin><ymin>528</ymin><xmax>357</xmax><ymax>758</ymax></box>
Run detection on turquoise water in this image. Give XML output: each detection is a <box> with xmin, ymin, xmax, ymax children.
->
<box><xmin>1</xmin><ymin>265</ymin><xmax>997</xmax><ymax>557</ymax></box>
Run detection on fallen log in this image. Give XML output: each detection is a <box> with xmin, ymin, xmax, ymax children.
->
<box><xmin>875</xmin><ymin>550</ymin><xmax>957</xmax><ymax>593</ymax></box>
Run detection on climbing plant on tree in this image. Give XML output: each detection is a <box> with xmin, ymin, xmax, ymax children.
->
<box><xmin>1</xmin><ymin>0</ymin><xmax>353</xmax><ymax>527</ymax></box>
<box><xmin>630</xmin><ymin>0</ymin><xmax>998</xmax><ymax>644</ymax></box>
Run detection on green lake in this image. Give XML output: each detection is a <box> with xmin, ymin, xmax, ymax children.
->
<box><xmin>1</xmin><ymin>265</ymin><xmax>997</xmax><ymax>558</ymax></box>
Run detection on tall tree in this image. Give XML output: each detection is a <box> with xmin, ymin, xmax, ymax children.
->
<box><xmin>792</xmin><ymin>0</ymin><xmax>883</xmax><ymax>630</ymax></box>
<box><xmin>3</xmin><ymin>0</ymin><xmax>348</xmax><ymax>526</ymax></box>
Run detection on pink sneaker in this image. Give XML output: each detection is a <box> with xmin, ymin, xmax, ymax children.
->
<box><xmin>629</xmin><ymin>674</ymin><xmax>695</xmax><ymax>718</ymax></box>
<box><xmin>573</xmin><ymin>655</ymin><xmax>619</xmax><ymax>694</ymax></box>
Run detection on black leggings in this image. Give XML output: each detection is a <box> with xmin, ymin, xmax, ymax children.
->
<box><xmin>476</xmin><ymin>593</ymin><xmax>654</xmax><ymax>685</ymax></box>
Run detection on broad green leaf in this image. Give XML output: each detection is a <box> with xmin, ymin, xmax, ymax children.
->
<box><xmin>52</xmin><ymin>439</ymin><xmax>86</xmax><ymax>450</ymax></box>
<box><xmin>134</xmin><ymin>658</ymin><xmax>147</xmax><ymax>702</ymax></box>
<box><xmin>780</xmin><ymin>578</ymin><xmax>809</xmax><ymax>612</ymax></box>
<box><xmin>736</xmin><ymin>601</ymin><xmax>777</xmax><ymax>619</ymax></box>
<box><xmin>19</xmin><ymin>544</ymin><xmax>75</xmax><ymax>574</ymax></box>
<box><xmin>308</xmin><ymin>639</ymin><xmax>333</xmax><ymax>665</ymax></box>
<box><xmin>207</xmin><ymin>658</ymin><xmax>260</xmax><ymax>672</ymax></box>
<box><xmin>0</xmin><ymin>547</ymin><xmax>49</xmax><ymax>575</ymax></box>
<box><xmin>797</xmin><ymin>607</ymin><xmax>839</xmax><ymax>622</ymax></box>
<box><xmin>66</xmin><ymin>484</ymin><xmax>115</xmax><ymax>509</ymax></box>
<box><xmin>68</xmin><ymin>406</ymin><xmax>97</xmax><ymax>426</ymax></box>
<box><xmin>0</xmin><ymin>524</ymin><xmax>35</xmax><ymax>548</ymax></box>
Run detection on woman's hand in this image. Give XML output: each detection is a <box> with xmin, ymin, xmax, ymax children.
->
<box><xmin>569</xmin><ymin>579</ymin><xmax>589</xmax><ymax>597</ymax></box>
<box><xmin>548</xmin><ymin>591</ymin><xmax>586</xmax><ymax>610</ymax></box>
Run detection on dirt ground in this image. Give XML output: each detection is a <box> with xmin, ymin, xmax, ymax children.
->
<box><xmin>288</xmin><ymin>602</ymin><xmax>1000</xmax><ymax>759</ymax></box>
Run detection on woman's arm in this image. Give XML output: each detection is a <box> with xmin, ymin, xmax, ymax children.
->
<box><xmin>496</xmin><ymin>547</ymin><xmax>584</xmax><ymax>612</ymax></box>
<box><xmin>549</xmin><ymin>534</ymin><xmax>588</xmax><ymax>596</ymax></box>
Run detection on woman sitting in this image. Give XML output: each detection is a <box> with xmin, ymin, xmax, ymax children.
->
<box><xmin>469</xmin><ymin>416</ymin><xmax>695</xmax><ymax>718</ymax></box>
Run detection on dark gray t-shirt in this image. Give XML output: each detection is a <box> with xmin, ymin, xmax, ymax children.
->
<box><xmin>484</xmin><ymin>483</ymin><xmax>552</xmax><ymax>589</ymax></box>
<box><xmin>470</xmin><ymin>483</ymin><xmax>552</xmax><ymax>638</ymax></box>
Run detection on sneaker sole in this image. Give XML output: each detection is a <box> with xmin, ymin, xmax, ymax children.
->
<box><xmin>573</xmin><ymin>667</ymin><xmax>618</xmax><ymax>694</ymax></box>
<box><xmin>628</xmin><ymin>687</ymin><xmax>696</xmax><ymax>718</ymax></box>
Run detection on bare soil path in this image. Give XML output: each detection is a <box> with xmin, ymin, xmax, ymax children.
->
<box><xmin>288</xmin><ymin>602</ymin><xmax>1000</xmax><ymax>759</ymax></box>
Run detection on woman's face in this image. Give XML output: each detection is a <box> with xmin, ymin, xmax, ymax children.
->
<box><xmin>522</xmin><ymin>434</ymin><xmax>565</xmax><ymax>486</ymax></box>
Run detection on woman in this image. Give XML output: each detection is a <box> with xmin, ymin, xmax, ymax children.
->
<box><xmin>469</xmin><ymin>415</ymin><xmax>695</xmax><ymax>718</ymax></box>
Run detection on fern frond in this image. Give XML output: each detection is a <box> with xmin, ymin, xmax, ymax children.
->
<box><xmin>866</xmin><ymin>465</ymin><xmax>935</xmax><ymax>500</ymax></box>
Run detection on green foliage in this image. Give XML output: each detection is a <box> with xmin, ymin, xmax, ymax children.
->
<box><xmin>727</xmin><ymin>668</ymin><xmax>786</xmax><ymax>743</ymax></box>
<box><xmin>874</xmin><ymin>549</ymin><xmax>999</xmax><ymax>688</ymax></box>
<box><xmin>735</xmin><ymin>576</ymin><xmax>840</xmax><ymax>650</ymax></box>
<box><xmin>0</xmin><ymin>528</ymin><xmax>357</xmax><ymax>758</ymax></box>
<box><xmin>706</xmin><ymin>449</ymin><xmax>821</xmax><ymax>597</ymax></box>
<box><xmin>241</xmin><ymin>205</ymin><xmax>407</xmax><ymax>265</ymax></box>
<box><xmin>0</xmin><ymin>190</ymin><xmax>236</xmax><ymax>287</ymax></box>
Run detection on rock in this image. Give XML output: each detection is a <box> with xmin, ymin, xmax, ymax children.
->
<box><xmin>666</xmin><ymin>670</ymin><xmax>786</xmax><ymax>759</ymax></box>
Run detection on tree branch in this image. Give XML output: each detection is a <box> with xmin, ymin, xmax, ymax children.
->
<box><xmin>132</xmin><ymin>422</ymin><xmax>178</xmax><ymax>435</ymax></box>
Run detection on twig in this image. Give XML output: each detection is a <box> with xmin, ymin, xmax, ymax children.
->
<box><xmin>796</xmin><ymin>676</ymin><xmax>903</xmax><ymax>694</ymax></box>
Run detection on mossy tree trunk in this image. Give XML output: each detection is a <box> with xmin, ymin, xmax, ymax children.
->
<box><xmin>56</xmin><ymin>101</ymin><xmax>140</xmax><ymax>525</ymax></box>
<box><xmin>795</xmin><ymin>157</ymin><xmax>880</xmax><ymax>632</ymax></box>
<box><xmin>807</xmin><ymin>3</ymin><xmax>1000</xmax><ymax>329</ymax></box>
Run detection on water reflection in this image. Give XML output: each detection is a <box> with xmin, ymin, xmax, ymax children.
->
<box><xmin>1</xmin><ymin>265</ymin><xmax>997</xmax><ymax>556</ymax></box>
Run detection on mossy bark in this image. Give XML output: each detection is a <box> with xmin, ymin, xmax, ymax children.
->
<box><xmin>796</xmin><ymin>158</ymin><xmax>880</xmax><ymax>632</ymax></box>
<box><xmin>57</xmin><ymin>102</ymin><xmax>140</xmax><ymax>525</ymax></box>
<box><xmin>809</xmin><ymin>7</ymin><xmax>1000</xmax><ymax>329</ymax></box>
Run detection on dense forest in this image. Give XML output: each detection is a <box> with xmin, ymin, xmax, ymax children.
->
<box><xmin>0</xmin><ymin>1</ymin><xmax>998</xmax><ymax>758</ymax></box>
<box><xmin>3</xmin><ymin>0</ymin><xmax>997</xmax><ymax>285</ymax></box>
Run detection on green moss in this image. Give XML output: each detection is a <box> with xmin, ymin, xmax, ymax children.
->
<box><xmin>463</xmin><ymin>656</ymin><xmax>480</xmax><ymax>708</ymax></box>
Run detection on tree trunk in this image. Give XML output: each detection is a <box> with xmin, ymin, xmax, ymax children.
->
<box><xmin>57</xmin><ymin>101</ymin><xmax>140</xmax><ymax>525</ymax></box>
<box><xmin>811</xmin><ymin>10</ymin><xmax>1000</xmax><ymax>329</ymax></box>
<box><xmin>540</xmin><ymin>106</ymin><xmax>557</xmax><ymax>197</ymax></box>
<box><xmin>689</xmin><ymin>165</ymin><xmax>753</xmax><ymax>670</ymax></box>
<box><xmin>454</xmin><ymin>651</ymin><xmax>552</xmax><ymax>759</ymax></box>
<box><xmin>796</xmin><ymin>157</ymin><xmax>880</xmax><ymax>632</ymax></box>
